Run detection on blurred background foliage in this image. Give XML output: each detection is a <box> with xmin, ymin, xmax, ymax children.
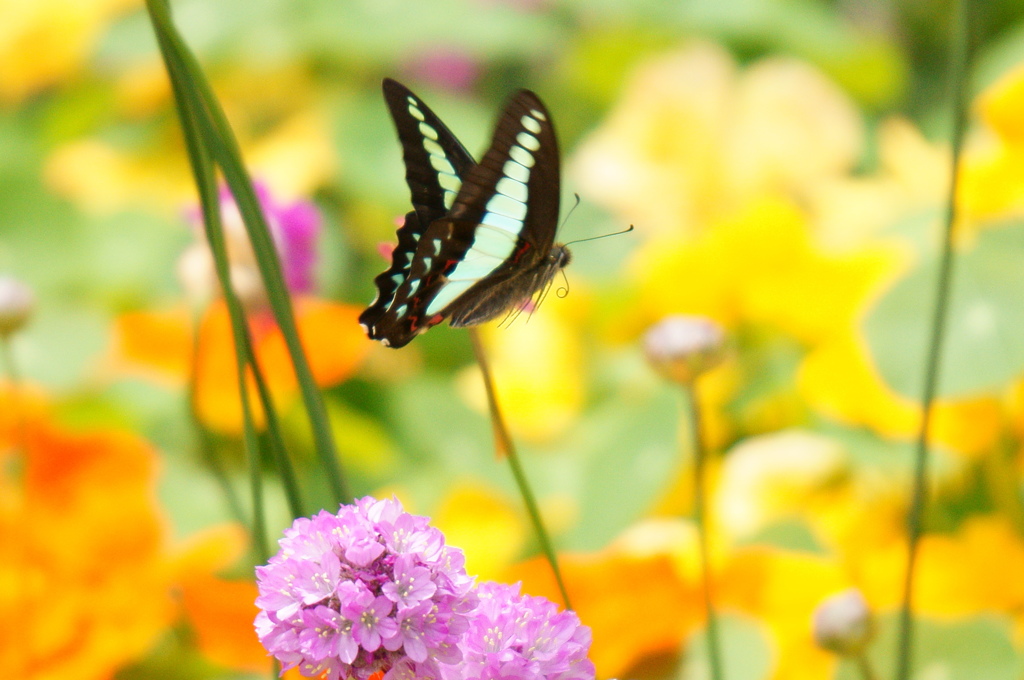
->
<box><xmin>5</xmin><ymin>0</ymin><xmax>1024</xmax><ymax>679</ymax></box>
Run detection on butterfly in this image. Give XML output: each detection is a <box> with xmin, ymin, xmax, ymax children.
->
<box><xmin>359</xmin><ymin>78</ymin><xmax>571</xmax><ymax>349</ymax></box>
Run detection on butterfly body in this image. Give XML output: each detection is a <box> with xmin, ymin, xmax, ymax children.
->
<box><xmin>360</xmin><ymin>79</ymin><xmax>569</xmax><ymax>348</ymax></box>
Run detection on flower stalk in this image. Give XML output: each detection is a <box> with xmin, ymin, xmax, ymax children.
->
<box><xmin>643</xmin><ymin>315</ymin><xmax>727</xmax><ymax>680</ymax></box>
<box><xmin>894</xmin><ymin>0</ymin><xmax>973</xmax><ymax>678</ymax></box>
<box><xmin>467</xmin><ymin>327</ymin><xmax>572</xmax><ymax>610</ymax></box>
<box><xmin>685</xmin><ymin>383</ymin><xmax>725</xmax><ymax>680</ymax></box>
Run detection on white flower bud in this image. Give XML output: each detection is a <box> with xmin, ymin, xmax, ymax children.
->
<box><xmin>0</xmin><ymin>276</ymin><xmax>34</xmax><ymax>336</ymax></box>
<box><xmin>643</xmin><ymin>315</ymin><xmax>727</xmax><ymax>385</ymax></box>
<box><xmin>813</xmin><ymin>588</ymin><xmax>874</xmax><ymax>656</ymax></box>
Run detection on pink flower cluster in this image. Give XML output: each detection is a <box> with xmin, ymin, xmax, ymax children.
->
<box><xmin>443</xmin><ymin>581</ymin><xmax>594</xmax><ymax>680</ymax></box>
<box><xmin>255</xmin><ymin>497</ymin><xmax>594</xmax><ymax>680</ymax></box>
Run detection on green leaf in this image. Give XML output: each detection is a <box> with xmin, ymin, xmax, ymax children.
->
<box><xmin>560</xmin><ymin>379</ymin><xmax>682</xmax><ymax>551</ymax></box>
<box><xmin>864</xmin><ymin>220</ymin><xmax>1024</xmax><ymax>399</ymax></box>
<box><xmin>679</xmin><ymin>614</ymin><xmax>772</xmax><ymax>680</ymax></box>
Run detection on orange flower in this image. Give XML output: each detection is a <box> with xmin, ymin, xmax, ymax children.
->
<box><xmin>506</xmin><ymin>518</ymin><xmax>850</xmax><ymax>680</ymax></box>
<box><xmin>167</xmin><ymin>524</ymin><xmax>271</xmax><ymax>673</ymax></box>
<box><xmin>111</xmin><ymin>297</ymin><xmax>372</xmax><ymax>433</ymax></box>
<box><xmin>0</xmin><ymin>387</ymin><xmax>175</xmax><ymax>680</ymax></box>
<box><xmin>507</xmin><ymin>550</ymin><xmax>700</xmax><ymax>677</ymax></box>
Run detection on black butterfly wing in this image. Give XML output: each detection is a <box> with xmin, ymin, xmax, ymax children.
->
<box><xmin>437</xmin><ymin>89</ymin><xmax>563</xmax><ymax>326</ymax></box>
<box><xmin>382</xmin><ymin>78</ymin><xmax>475</xmax><ymax>230</ymax></box>
<box><xmin>363</xmin><ymin>86</ymin><xmax>563</xmax><ymax>347</ymax></box>
<box><xmin>360</xmin><ymin>80</ymin><xmax>476</xmax><ymax>335</ymax></box>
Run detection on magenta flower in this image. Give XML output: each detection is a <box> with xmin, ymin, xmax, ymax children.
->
<box><xmin>255</xmin><ymin>497</ymin><xmax>478</xmax><ymax>680</ymax></box>
<box><xmin>181</xmin><ymin>181</ymin><xmax>321</xmax><ymax>304</ymax></box>
<box><xmin>402</xmin><ymin>48</ymin><xmax>480</xmax><ymax>93</ymax></box>
<box><xmin>444</xmin><ymin>582</ymin><xmax>595</xmax><ymax>680</ymax></box>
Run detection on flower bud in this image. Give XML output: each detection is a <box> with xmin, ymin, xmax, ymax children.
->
<box><xmin>0</xmin><ymin>276</ymin><xmax>34</xmax><ymax>336</ymax></box>
<box><xmin>813</xmin><ymin>588</ymin><xmax>874</xmax><ymax>656</ymax></box>
<box><xmin>643</xmin><ymin>315</ymin><xmax>726</xmax><ymax>385</ymax></box>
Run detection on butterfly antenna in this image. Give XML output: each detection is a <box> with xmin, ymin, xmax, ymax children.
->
<box><xmin>558</xmin><ymin>193</ymin><xmax>583</xmax><ymax>231</ymax></box>
<box><xmin>563</xmin><ymin>224</ymin><xmax>635</xmax><ymax>247</ymax></box>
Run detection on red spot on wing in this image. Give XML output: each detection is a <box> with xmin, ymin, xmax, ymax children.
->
<box><xmin>511</xmin><ymin>241</ymin><xmax>531</xmax><ymax>263</ymax></box>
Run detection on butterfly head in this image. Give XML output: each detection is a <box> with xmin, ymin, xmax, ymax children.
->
<box><xmin>549</xmin><ymin>244</ymin><xmax>572</xmax><ymax>270</ymax></box>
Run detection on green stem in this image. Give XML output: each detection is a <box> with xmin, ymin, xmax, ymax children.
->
<box><xmin>894</xmin><ymin>2</ymin><xmax>972</xmax><ymax>679</ymax></box>
<box><xmin>467</xmin><ymin>328</ymin><xmax>572</xmax><ymax>610</ymax></box>
<box><xmin>856</xmin><ymin>652</ymin><xmax>879</xmax><ymax>680</ymax></box>
<box><xmin>246</xmin><ymin>343</ymin><xmax>306</xmax><ymax>519</ymax></box>
<box><xmin>685</xmin><ymin>383</ymin><xmax>724</xmax><ymax>680</ymax></box>
<box><xmin>187</xmin><ymin>320</ymin><xmax>247</xmax><ymax>525</ymax></box>
<box><xmin>147</xmin><ymin>8</ymin><xmax>269</xmax><ymax>558</ymax></box>
<box><xmin>145</xmin><ymin>0</ymin><xmax>349</xmax><ymax>506</ymax></box>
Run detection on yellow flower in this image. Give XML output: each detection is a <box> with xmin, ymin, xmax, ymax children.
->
<box><xmin>630</xmin><ymin>196</ymin><xmax>906</xmax><ymax>346</ymax></box>
<box><xmin>457</xmin><ymin>310</ymin><xmax>584</xmax><ymax>443</ymax></box>
<box><xmin>45</xmin><ymin>109</ymin><xmax>334</xmax><ymax>215</ymax></box>
<box><xmin>570</xmin><ymin>43</ymin><xmax>862</xmax><ymax>237</ymax></box>
<box><xmin>799</xmin><ymin>334</ymin><xmax>1004</xmax><ymax>459</ymax></box>
<box><xmin>0</xmin><ymin>0</ymin><xmax>138</xmax><ymax>103</ymax></box>
<box><xmin>960</xmin><ymin>60</ymin><xmax>1024</xmax><ymax>223</ymax></box>
<box><xmin>976</xmin><ymin>62</ymin><xmax>1024</xmax><ymax>144</ymax></box>
<box><xmin>432</xmin><ymin>483</ymin><xmax>527</xmax><ymax>581</ymax></box>
<box><xmin>714</xmin><ymin>429</ymin><xmax>848</xmax><ymax>541</ymax></box>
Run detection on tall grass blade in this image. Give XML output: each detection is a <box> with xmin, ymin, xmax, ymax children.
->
<box><xmin>144</xmin><ymin>0</ymin><xmax>349</xmax><ymax>505</ymax></box>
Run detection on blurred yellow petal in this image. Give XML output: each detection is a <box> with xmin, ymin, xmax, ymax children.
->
<box><xmin>799</xmin><ymin>334</ymin><xmax>919</xmax><ymax>437</ymax></box>
<box><xmin>171</xmin><ymin>523</ymin><xmax>249</xmax><ymax>578</ymax></box>
<box><xmin>46</xmin><ymin>105</ymin><xmax>331</xmax><ymax>214</ymax></box>
<box><xmin>800</xmin><ymin>335</ymin><xmax>1002</xmax><ymax>458</ymax></box>
<box><xmin>570</xmin><ymin>42</ymin><xmax>736</xmax><ymax>236</ymax></box>
<box><xmin>912</xmin><ymin>517</ymin><xmax>1024</xmax><ymax>618</ymax></box>
<box><xmin>571</xmin><ymin>46</ymin><xmax>861</xmax><ymax>238</ymax></box>
<box><xmin>432</xmin><ymin>483</ymin><xmax>526</xmax><ymax>580</ymax></box>
<box><xmin>115</xmin><ymin>58</ymin><xmax>173</xmax><ymax>118</ymax></box>
<box><xmin>877</xmin><ymin>117</ymin><xmax>951</xmax><ymax>203</ymax></box>
<box><xmin>632</xmin><ymin>197</ymin><xmax>905</xmax><ymax>346</ymax></box>
<box><xmin>248</xmin><ymin>109</ymin><xmax>337</xmax><ymax>199</ymax></box>
<box><xmin>0</xmin><ymin>0</ymin><xmax>138</xmax><ymax>103</ymax></box>
<box><xmin>45</xmin><ymin>138</ymin><xmax>194</xmax><ymax>215</ymax></box>
<box><xmin>720</xmin><ymin>549</ymin><xmax>846</xmax><ymax>680</ymax></box>
<box><xmin>715</xmin><ymin>430</ymin><xmax>848</xmax><ymax>541</ymax></box>
<box><xmin>726</xmin><ymin>58</ymin><xmax>862</xmax><ymax>199</ymax></box>
<box><xmin>111</xmin><ymin>307</ymin><xmax>193</xmax><ymax>387</ymax></box>
<box><xmin>960</xmin><ymin>140</ymin><xmax>1024</xmax><ymax>223</ymax></box>
<box><xmin>976</xmin><ymin>62</ymin><xmax>1024</xmax><ymax>145</ymax></box>
<box><xmin>458</xmin><ymin>313</ymin><xmax>584</xmax><ymax>443</ymax></box>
